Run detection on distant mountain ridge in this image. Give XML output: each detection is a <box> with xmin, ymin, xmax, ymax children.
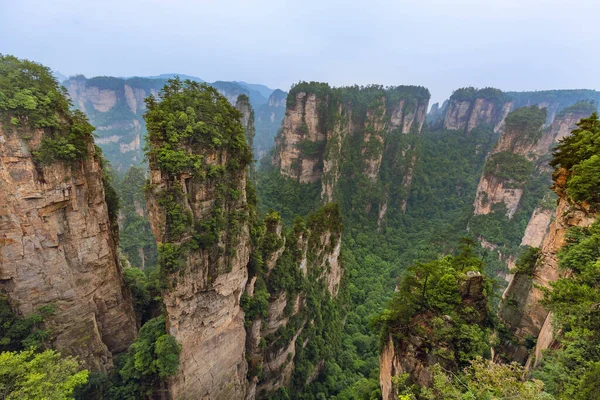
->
<box><xmin>63</xmin><ymin>74</ymin><xmax>287</xmax><ymax>171</ymax></box>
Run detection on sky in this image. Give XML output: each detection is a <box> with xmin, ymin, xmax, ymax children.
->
<box><xmin>1</xmin><ymin>0</ymin><xmax>598</xmax><ymax>104</ymax></box>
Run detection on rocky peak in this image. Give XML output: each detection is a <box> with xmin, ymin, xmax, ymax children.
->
<box><xmin>380</xmin><ymin>270</ymin><xmax>489</xmax><ymax>400</ymax></box>
<box><xmin>244</xmin><ymin>204</ymin><xmax>343</xmax><ymax>398</ymax></box>
<box><xmin>273</xmin><ymin>82</ymin><xmax>429</xmax><ymax>226</ymax></box>
<box><xmin>443</xmin><ymin>87</ymin><xmax>510</xmax><ymax>133</ymax></box>
<box><xmin>235</xmin><ymin>94</ymin><xmax>256</xmax><ymax>152</ymax></box>
<box><xmin>144</xmin><ymin>81</ymin><xmax>254</xmax><ymax>399</ymax></box>
<box><xmin>268</xmin><ymin>89</ymin><xmax>287</xmax><ymax>107</ymax></box>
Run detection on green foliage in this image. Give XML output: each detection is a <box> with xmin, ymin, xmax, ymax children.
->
<box><xmin>450</xmin><ymin>87</ymin><xmax>505</xmax><ymax>103</ymax></box>
<box><xmin>513</xmin><ymin>246</ymin><xmax>540</xmax><ymax>276</ymax></box>
<box><xmin>241</xmin><ymin>281</ymin><xmax>270</xmax><ymax>327</ymax></box>
<box><xmin>116</xmin><ymin>166</ymin><xmax>157</xmax><ymax>270</ymax></box>
<box><xmin>551</xmin><ymin>112</ymin><xmax>600</xmax><ymax>209</ymax></box>
<box><xmin>157</xmin><ymin>243</ymin><xmax>184</xmax><ymax>276</ymax></box>
<box><xmin>374</xmin><ymin>240</ymin><xmax>491</xmax><ymax>366</ymax></box>
<box><xmin>0</xmin><ymin>349</ymin><xmax>89</xmax><ymax>400</ymax></box>
<box><xmin>258</xmin><ymin>160</ymin><xmax>322</xmax><ymax>225</ymax></box>
<box><xmin>0</xmin><ymin>55</ymin><xmax>95</xmax><ymax>164</ymax></box>
<box><xmin>122</xmin><ymin>268</ymin><xmax>151</xmax><ymax>316</ymax></box>
<box><xmin>145</xmin><ymin>78</ymin><xmax>252</xmax><ymax>177</ymax></box>
<box><xmin>503</xmin><ymin>106</ymin><xmax>547</xmax><ymax>143</ymax></box>
<box><xmin>484</xmin><ymin>151</ymin><xmax>535</xmax><ymax>185</ymax></box>
<box><xmin>0</xmin><ymin>296</ymin><xmax>55</xmax><ymax>352</ymax></box>
<box><xmin>113</xmin><ymin>316</ymin><xmax>180</xmax><ymax>398</ymax></box>
<box><xmin>566</xmin><ymin>154</ymin><xmax>600</xmax><ymax>207</ymax></box>
<box><xmin>297</xmin><ymin>140</ymin><xmax>327</xmax><ymax>158</ymax></box>
<box><xmin>556</xmin><ymin>100</ymin><xmax>597</xmax><ymax>118</ymax></box>
<box><xmin>419</xmin><ymin>358</ymin><xmax>553</xmax><ymax>399</ymax></box>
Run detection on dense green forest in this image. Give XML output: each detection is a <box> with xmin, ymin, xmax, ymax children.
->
<box><xmin>3</xmin><ymin>55</ymin><xmax>600</xmax><ymax>400</ymax></box>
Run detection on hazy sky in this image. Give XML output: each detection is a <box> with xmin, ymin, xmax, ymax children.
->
<box><xmin>1</xmin><ymin>0</ymin><xmax>598</xmax><ymax>104</ymax></box>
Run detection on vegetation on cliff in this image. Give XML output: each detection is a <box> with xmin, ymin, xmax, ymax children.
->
<box><xmin>375</xmin><ymin>240</ymin><xmax>493</xmax><ymax>396</ymax></box>
<box><xmin>551</xmin><ymin>112</ymin><xmax>600</xmax><ymax>210</ymax></box>
<box><xmin>0</xmin><ymin>54</ymin><xmax>95</xmax><ymax>164</ymax></box>
<box><xmin>530</xmin><ymin>117</ymin><xmax>600</xmax><ymax>397</ymax></box>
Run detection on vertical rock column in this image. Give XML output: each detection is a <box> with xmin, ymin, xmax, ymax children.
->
<box><xmin>0</xmin><ymin>124</ymin><xmax>137</xmax><ymax>371</ymax></box>
<box><xmin>145</xmin><ymin>82</ymin><xmax>253</xmax><ymax>399</ymax></box>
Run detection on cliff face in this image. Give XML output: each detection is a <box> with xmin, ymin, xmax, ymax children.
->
<box><xmin>473</xmin><ymin>104</ymin><xmax>594</xmax><ymax>244</ymax></box>
<box><xmin>473</xmin><ymin>106</ymin><xmax>548</xmax><ymax>218</ymax></box>
<box><xmin>273</xmin><ymin>83</ymin><xmax>429</xmax><ymax>226</ymax></box>
<box><xmin>145</xmin><ymin>83</ymin><xmax>254</xmax><ymax>399</ymax></box>
<box><xmin>0</xmin><ymin>123</ymin><xmax>137</xmax><ymax>371</ymax></box>
<box><xmin>379</xmin><ymin>272</ymin><xmax>488</xmax><ymax>400</ymax></box>
<box><xmin>245</xmin><ymin>205</ymin><xmax>343</xmax><ymax>398</ymax></box>
<box><xmin>236</xmin><ymin>95</ymin><xmax>256</xmax><ymax>152</ymax></box>
<box><xmin>442</xmin><ymin>88</ymin><xmax>509</xmax><ymax>133</ymax></box>
<box><xmin>254</xmin><ymin>89</ymin><xmax>287</xmax><ymax>160</ymax></box>
<box><xmin>497</xmin><ymin>169</ymin><xmax>595</xmax><ymax>365</ymax></box>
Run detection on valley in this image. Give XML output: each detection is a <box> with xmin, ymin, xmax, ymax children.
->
<box><xmin>1</xmin><ymin>53</ymin><xmax>600</xmax><ymax>400</ymax></box>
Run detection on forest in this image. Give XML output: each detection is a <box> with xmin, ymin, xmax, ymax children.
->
<box><xmin>1</xmin><ymin>54</ymin><xmax>600</xmax><ymax>400</ymax></box>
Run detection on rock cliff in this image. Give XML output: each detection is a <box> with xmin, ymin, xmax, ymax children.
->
<box><xmin>473</xmin><ymin>106</ymin><xmax>548</xmax><ymax>218</ymax></box>
<box><xmin>0</xmin><ymin>57</ymin><xmax>137</xmax><ymax>372</ymax></box>
<box><xmin>273</xmin><ymin>82</ymin><xmax>429</xmax><ymax>225</ymax></box>
<box><xmin>244</xmin><ymin>204</ymin><xmax>343</xmax><ymax>398</ymax></box>
<box><xmin>379</xmin><ymin>271</ymin><xmax>488</xmax><ymax>400</ymax></box>
<box><xmin>497</xmin><ymin>168</ymin><xmax>595</xmax><ymax>365</ymax></box>
<box><xmin>236</xmin><ymin>94</ymin><xmax>257</xmax><ymax>153</ymax></box>
<box><xmin>442</xmin><ymin>87</ymin><xmax>509</xmax><ymax>133</ymax></box>
<box><xmin>145</xmin><ymin>82</ymin><xmax>254</xmax><ymax>399</ymax></box>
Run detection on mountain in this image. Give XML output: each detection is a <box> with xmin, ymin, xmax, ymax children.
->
<box><xmin>235</xmin><ymin>80</ymin><xmax>276</xmax><ymax>99</ymax></box>
<box><xmin>143</xmin><ymin>80</ymin><xmax>344</xmax><ymax>398</ymax></box>
<box><xmin>52</xmin><ymin>70</ymin><xmax>68</xmax><ymax>83</ymax></box>
<box><xmin>4</xmin><ymin>53</ymin><xmax>600</xmax><ymax>400</ymax></box>
<box><xmin>63</xmin><ymin>75</ymin><xmax>286</xmax><ymax>172</ymax></box>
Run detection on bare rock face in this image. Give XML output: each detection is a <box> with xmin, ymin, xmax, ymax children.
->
<box><xmin>379</xmin><ymin>272</ymin><xmax>487</xmax><ymax>400</ymax></box>
<box><xmin>442</xmin><ymin>92</ymin><xmax>509</xmax><ymax>133</ymax></box>
<box><xmin>147</xmin><ymin>167</ymin><xmax>251</xmax><ymax>400</ymax></box>
<box><xmin>0</xmin><ymin>123</ymin><xmax>137</xmax><ymax>372</ymax></box>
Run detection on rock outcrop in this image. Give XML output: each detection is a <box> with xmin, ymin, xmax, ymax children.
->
<box><xmin>442</xmin><ymin>88</ymin><xmax>510</xmax><ymax>133</ymax></box>
<box><xmin>236</xmin><ymin>94</ymin><xmax>257</xmax><ymax>153</ymax></box>
<box><xmin>0</xmin><ymin>123</ymin><xmax>137</xmax><ymax>371</ymax></box>
<box><xmin>273</xmin><ymin>83</ymin><xmax>429</xmax><ymax>225</ymax></box>
<box><xmin>145</xmin><ymin>82</ymin><xmax>344</xmax><ymax>399</ymax></box>
<box><xmin>145</xmin><ymin>84</ymin><xmax>254</xmax><ymax>399</ymax></box>
<box><xmin>254</xmin><ymin>89</ymin><xmax>287</xmax><ymax>160</ymax></box>
<box><xmin>380</xmin><ymin>271</ymin><xmax>488</xmax><ymax>400</ymax></box>
<box><xmin>245</xmin><ymin>205</ymin><xmax>343</xmax><ymax>398</ymax></box>
<box><xmin>497</xmin><ymin>169</ymin><xmax>595</xmax><ymax>365</ymax></box>
<box><xmin>473</xmin><ymin>106</ymin><xmax>548</xmax><ymax>218</ymax></box>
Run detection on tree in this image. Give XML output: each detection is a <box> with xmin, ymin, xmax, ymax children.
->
<box><xmin>0</xmin><ymin>349</ymin><xmax>89</xmax><ymax>400</ymax></box>
<box><xmin>421</xmin><ymin>358</ymin><xmax>553</xmax><ymax>400</ymax></box>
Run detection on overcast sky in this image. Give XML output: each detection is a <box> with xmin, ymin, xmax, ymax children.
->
<box><xmin>1</xmin><ymin>0</ymin><xmax>598</xmax><ymax>104</ymax></box>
